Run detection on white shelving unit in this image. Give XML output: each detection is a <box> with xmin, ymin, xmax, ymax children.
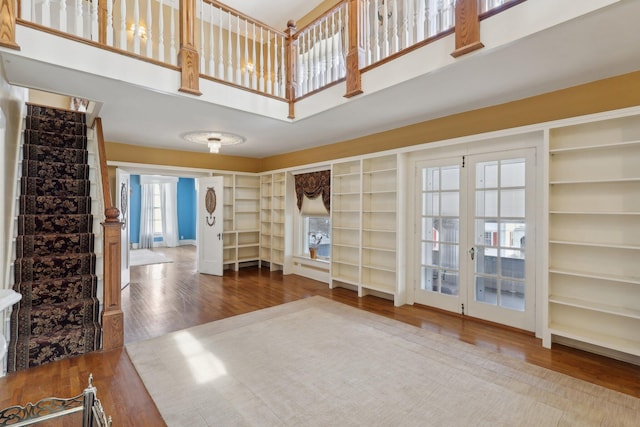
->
<box><xmin>331</xmin><ymin>154</ymin><xmax>401</xmax><ymax>305</ymax></box>
<box><xmin>546</xmin><ymin>114</ymin><xmax>640</xmax><ymax>360</ymax></box>
<box><xmin>259</xmin><ymin>172</ymin><xmax>287</xmax><ymax>271</ymax></box>
<box><xmin>215</xmin><ymin>172</ymin><xmax>261</xmax><ymax>270</ymax></box>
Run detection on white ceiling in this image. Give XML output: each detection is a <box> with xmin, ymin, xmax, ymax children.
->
<box><xmin>2</xmin><ymin>1</ymin><xmax>640</xmax><ymax>159</ymax></box>
<box><xmin>222</xmin><ymin>0</ymin><xmax>326</xmax><ymax>30</ymax></box>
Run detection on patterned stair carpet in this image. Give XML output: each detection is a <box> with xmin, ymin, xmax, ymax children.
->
<box><xmin>7</xmin><ymin>104</ymin><xmax>101</xmax><ymax>372</ymax></box>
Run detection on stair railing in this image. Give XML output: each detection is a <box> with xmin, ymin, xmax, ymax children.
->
<box><xmin>94</xmin><ymin>118</ymin><xmax>123</xmax><ymax>351</ymax></box>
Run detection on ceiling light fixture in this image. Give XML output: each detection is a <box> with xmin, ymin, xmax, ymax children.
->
<box><xmin>181</xmin><ymin>131</ymin><xmax>246</xmax><ymax>154</ymax></box>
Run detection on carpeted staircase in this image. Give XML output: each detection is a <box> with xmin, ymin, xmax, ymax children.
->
<box><xmin>7</xmin><ymin>104</ymin><xmax>101</xmax><ymax>372</ymax></box>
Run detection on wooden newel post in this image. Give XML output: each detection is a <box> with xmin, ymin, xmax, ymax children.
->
<box><xmin>101</xmin><ymin>207</ymin><xmax>124</xmax><ymax>350</ymax></box>
<box><xmin>451</xmin><ymin>0</ymin><xmax>484</xmax><ymax>58</ymax></box>
<box><xmin>285</xmin><ymin>20</ymin><xmax>297</xmax><ymax>119</ymax></box>
<box><xmin>0</xmin><ymin>0</ymin><xmax>20</xmax><ymax>50</ymax></box>
<box><xmin>98</xmin><ymin>0</ymin><xmax>107</xmax><ymax>45</ymax></box>
<box><xmin>344</xmin><ymin>0</ymin><xmax>363</xmax><ymax>98</ymax></box>
<box><xmin>178</xmin><ymin>0</ymin><xmax>202</xmax><ymax>95</ymax></box>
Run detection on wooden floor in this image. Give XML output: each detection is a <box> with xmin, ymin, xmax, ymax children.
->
<box><xmin>1</xmin><ymin>245</ymin><xmax>639</xmax><ymax>426</ymax></box>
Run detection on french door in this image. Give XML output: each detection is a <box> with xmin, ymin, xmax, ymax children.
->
<box><xmin>414</xmin><ymin>149</ymin><xmax>535</xmax><ymax>331</ymax></box>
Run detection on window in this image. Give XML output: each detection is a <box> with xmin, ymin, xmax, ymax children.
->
<box><xmin>152</xmin><ymin>183</ymin><xmax>163</xmax><ymax>236</ymax></box>
<box><xmin>303</xmin><ymin>216</ymin><xmax>331</xmax><ymax>259</ymax></box>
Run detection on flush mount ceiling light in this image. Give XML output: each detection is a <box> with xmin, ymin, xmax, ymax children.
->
<box><xmin>181</xmin><ymin>131</ymin><xmax>246</xmax><ymax>153</ymax></box>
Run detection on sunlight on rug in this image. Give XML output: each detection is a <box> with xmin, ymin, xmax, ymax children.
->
<box><xmin>130</xmin><ymin>249</ymin><xmax>174</xmax><ymax>267</ymax></box>
<box><xmin>126</xmin><ymin>297</ymin><xmax>640</xmax><ymax>426</ymax></box>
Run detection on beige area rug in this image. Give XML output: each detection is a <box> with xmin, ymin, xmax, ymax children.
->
<box><xmin>130</xmin><ymin>249</ymin><xmax>174</xmax><ymax>267</ymax></box>
<box><xmin>126</xmin><ymin>297</ymin><xmax>639</xmax><ymax>426</ymax></box>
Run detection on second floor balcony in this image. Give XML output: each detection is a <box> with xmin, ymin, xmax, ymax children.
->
<box><xmin>1</xmin><ymin>0</ymin><xmax>639</xmax><ymax>158</ymax></box>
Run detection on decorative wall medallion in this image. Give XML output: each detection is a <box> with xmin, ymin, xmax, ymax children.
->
<box><xmin>120</xmin><ymin>182</ymin><xmax>128</xmax><ymax>229</ymax></box>
<box><xmin>205</xmin><ymin>187</ymin><xmax>217</xmax><ymax>227</ymax></box>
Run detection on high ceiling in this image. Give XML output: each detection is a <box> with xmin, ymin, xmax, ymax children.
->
<box><xmin>2</xmin><ymin>1</ymin><xmax>640</xmax><ymax>159</ymax></box>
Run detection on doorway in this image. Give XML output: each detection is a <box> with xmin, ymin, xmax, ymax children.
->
<box><xmin>413</xmin><ymin>148</ymin><xmax>536</xmax><ymax>331</ymax></box>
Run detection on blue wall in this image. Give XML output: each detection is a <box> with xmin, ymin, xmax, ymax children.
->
<box><xmin>128</xmin><ymin>176</ymin><xmax>197</xmax><ymax>244</ymax></box>
<box><xmin>177</xmin><ymin>178</ymin><xmax>197</xmax><ymax>241</ymax></box>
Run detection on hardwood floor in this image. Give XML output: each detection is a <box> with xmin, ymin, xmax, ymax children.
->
<box><xmin>1</xmin><ymin>245</ymin><xmax>639</xmax><ymax>426</ymax></box>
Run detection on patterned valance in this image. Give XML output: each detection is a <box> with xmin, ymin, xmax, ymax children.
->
<box><xmin>294</xmin><ymin>170</ymin><xmax>330</xmax><ymax>213</ymax></box>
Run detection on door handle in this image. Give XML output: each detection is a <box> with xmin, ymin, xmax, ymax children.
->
<box><xmin>217</xmin><ymin>233</ymin><xmax>222</xmax><ymax>240</ymax></box>
<box><xmin>468</xmin><ymin>247</ymin><xmax>475</xmax><ymax>261</ymax></box>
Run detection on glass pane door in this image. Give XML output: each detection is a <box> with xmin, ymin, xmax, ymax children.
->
<box><xmin>414</xmin><ymin>160</ymin><xmax>464</xmax><ymax>313</ymax></box>
<box><xmin>467</xmin><ymin>150</ymin><xmax>535</xmax><ymax>331</ymax></box>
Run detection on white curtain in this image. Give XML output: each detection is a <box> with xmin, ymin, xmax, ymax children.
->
<box><xmin>161</xmin><ymin>181</ymin><xmax>179</xmax><ymax>247</ymax></box>
<box><xmin>139</xmin><ymin>175</ymin><xmax>179</xmax><ymax>248</ymax></box>
<box><xmin>139</xmin><ymin>183</ymin><xmax>155</xmax><ymax>249</ymax></box>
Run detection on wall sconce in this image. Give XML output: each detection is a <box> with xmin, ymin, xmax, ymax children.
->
<box><xmin>130</xmin><ymin>23</ymin><xmax>147</xmax><ymax>40</ymax></box>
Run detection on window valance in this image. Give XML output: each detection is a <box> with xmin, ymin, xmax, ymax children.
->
<box><xmin>294</xmin><ymin>170</ymin><xmax>330</xmax><ymax>213</ymax></box>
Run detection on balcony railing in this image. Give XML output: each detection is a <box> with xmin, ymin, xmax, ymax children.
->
<box><xmin>2</xmin><ymin>0</ymin><xmax>525</xmax><ymax>113</ymax></box>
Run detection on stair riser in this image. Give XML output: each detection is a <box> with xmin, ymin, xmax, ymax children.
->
<box><xmin>24</xmin><ymin>130</ymin><xmax>87</xmax><ymax>150</ymax></box>
<box><xmin>22</xmin><ymin>160</ymin><xmax>89</xmax><ymax>180</ymax></box>
<box><xmin>14</xmin><ymin>275</ymin><xmax>97</xmax><ymax>307</ymax></box>
<box><xmin>19</xmin><ymin>196</ymin><xmax>92</xmax><ymax>215</ymax></box>
<box><xmin>21</xmin><ymin>177</ymin><xmax>90</xmax><ymax>197</ymax></box>
<box><xmin>16</xmin><ymin>234</ymin><xmax>94</xmax><ymax>257</ymax></box>
<box><xmin>27</xmin><ymin>105</ymin><xmax>87</xmax><ymax>124</ymax></box>
<box><xmin>25</xmin><ymin>299</ymin><xmax>100</xmax><ymax>336</ymax></box>
<box><xmin>15</xmin><ymin>254</ymin><xmax>96</xmax><ymax>282</ymax></box>
<box><xmin>23</xmin><ymin>144</ymin><xmax>88</xmax><ymax>164</ymax></box>
<box><xmin>25</xmin><ymin>116</ymin><xmax>87</xmax><ymax>136</ymax></box>
<box><xmin>18</xmin><ymin>215</ymin><xmax>93</xmax><ymax>235</ymax></box>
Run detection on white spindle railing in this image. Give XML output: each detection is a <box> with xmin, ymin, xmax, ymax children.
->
<box><xmin>295</xmin><ymin>2</ymin><xmax>348</xmax><ymax>98</ymax></box>
<box><xmin>361</xmin><ymin>0</ymin><xmax>455</xmax><ymax>68</ymax></box>
<box><xmin>480</xmin><ymin>0</ymin><xmax>513</xmax><ymax>14</ymax></box>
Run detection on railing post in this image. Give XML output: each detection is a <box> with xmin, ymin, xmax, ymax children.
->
<box><xmin>101</xmin><ymin>208</ymin><xmax>124</xmax><ymax>351</ymax></box>
<box><xmin>451</xmin><ymin>0</ymin><xmax>484</xmax><ymax>58</ymax></box>
<box><xmin>98</xmin><ymin>0</ymin><xmax>107</xmax><ymax>44</ymax></box>
<box><xmin>178</xmin><ymin>0</ymin><xmax>202</xmax><ymax>95</ymax></box>
<box><xmin>285</xmin><ymin>20</ymin><xmax>297</xmax><ymax>119</ymax></box>
<box><xmin>344</xmin><ymin>0</ymin><xmax>362</xmax><ymax>98</ymax></box>
<box><xmin>0</xmin><ymin>0</ymin><xmax>20</xmax><ymax>50</ymax></box>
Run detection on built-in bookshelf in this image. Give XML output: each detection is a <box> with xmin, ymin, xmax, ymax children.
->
<box><xmin>331</xmin><ymin>154</ymin><xmax>400</xmax><ymax>305</ymax></box>
<box><xmin>215</xmin><ymin>172</ymin><xmax>261</xmax><ymax>270</ymax></box>
<box><xmin>546</xmin><ymin>114</ymin><xmax>640</xmax><ymax>360</ymax></box>
<box><xmin>259</xmin><ymin>172</ymin><xmax>287</xmax><ymax>271</ymax></box>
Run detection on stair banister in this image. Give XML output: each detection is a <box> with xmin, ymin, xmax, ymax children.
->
<box><xmin>95</xmin><ymin>118</ymin><xmax>124</xmax><ymax>350</ymax></box>
<box><xmin>345</xmin><ymin>0</ymin><xmax>362</xmax><ymax>98</ymax></box>
<box><xmin>0</xmin><ymin>0</ymin><xmax>19</xmax><ymax>49</ymax></box>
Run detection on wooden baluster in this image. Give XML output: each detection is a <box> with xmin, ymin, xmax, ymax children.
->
<box><xmin>91</xmin><ymin>0</ymin><xmax>98</xmax><ymax>41</ymax></box>
<box><xmin>285</xmin><ymin>20</ymin><xmax>296</xmax><ymax>118</ymax></box>
<box><xmin>146</xmin><ymin>0</ymin><xmax>152</xmax><ymax>57</ymax></box>
<box><xmin>158</xmin><ymin>0</ymin><xmax>165</xmax><ymax>61</ymax></box>
<box><xmin>119</xmin><ymin>0</ymin><xmax>126</xmax><ymax>50</ymax></box>
<box><xmin>21</xmin><ymin>0</ymin><xmax>32</xmax><ymax>22</ymax></box>
<box><xmin>252</xmin><ymin>23</ymin><xmax>257</xmax><ymax>89</ymax></box>
<box><xmin>208</xmin><ymin>4</ymin><xmax>214</xmax><ymax>75</ymax></box>
<box><xmin>235</xmin><ymin>15</ymin><xmax>241</xmax><ymax>84</ymax></box>
<box><xmin>169</xmin><ymin>0</ymin><xmax>176</xmax><ymax>64</ymax></box>
<box><xmin>199</xmin><ymin>1</ymin><xmax>204</xmax><ymax>72</ymax></box>
<box><xmin>323</xmin><ymin>17</ymin><xmax>330</xmax><ymax>85</ymax></box>
<box><xmin>0</xmin><ymin>0</ymin><xmax>19</xmax><ymax>49</ymax></box>
<box><xmin>227</xmin><ymin>11</ymin><xmax>233</xmax><ymax>81</ymax></box>
<box><xmin>259</xmin><ymin>26</ymin><xmax>264</xmax><ymax>92</ymax></box>
<box><xmin>244</xmin><ymin>19</ymin><xmax>249</xmax><ymax>87</ymax></box>
<box><xmin>59</xmin><ymin>0</ymin><xmax>67</xmax><ymax>33</ymax></box>
<box><xmin>273</xmin><ymin>34</ymin><xmax>279</xmax><ymax>95</ymax></box>
<box><xmin>178</xmin><ymin>0</ymin><xmax>200</xmax><ymax>94</ymax></box>
<box><xmin>298</xmin><ymin>33</ymin><xmax>305</xmax><ymax>96</ymax></box>
<box><xmin>313</xmin><ymin>25</ymin><xmax>319</xmax><ymax>91</ymax></box>
<box><xmin>301</xmin><ymin>32</ymin><xmax>308</xmax><ymax>95</ymax></box>
<box><xmin>339</xmin><ymin>4</ymin><xmax>346</xmax><ymax>77</ymax></box>
<box><xmin>328</xmin><ymin>15</ymin><xmax>334</xmax><ymax>83</ymax></box>
<box><xmin>373</xmin><ymin>0</ymin><xmax>380</xmax><ymax>62</ymax></box>
<box><xmin>363</xmin><ymin>0</ymin><xmax>370</xmax><ymax>66</ymax></box>
<box><xmin>382</xmin><ymin>0</ymin><xmax>389</xmax><ymax>58</ymax></box>
<box><xmin>344</xmin><ymin>0</ymin><xmax>362</xmax><ymax>98</ymax></box>
<box><xmin>403</xmin><ymin>0</ymin><xmax>411</xmax><ymax>47</ymax></box>
<box><xmin>451</xmin><ymin>0</ymin><xmax>484</xmax><ymax>57</ymax></box>
<box><xmin>41</xmin><ymin>0</ymin><xmax>51</xmax><ymax>27</ymax></box>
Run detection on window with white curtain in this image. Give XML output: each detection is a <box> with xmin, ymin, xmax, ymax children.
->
<box><xmin>139</xmin><ymin>175</ymin><xmax>179</xmax><ymax>249</ymax></box>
